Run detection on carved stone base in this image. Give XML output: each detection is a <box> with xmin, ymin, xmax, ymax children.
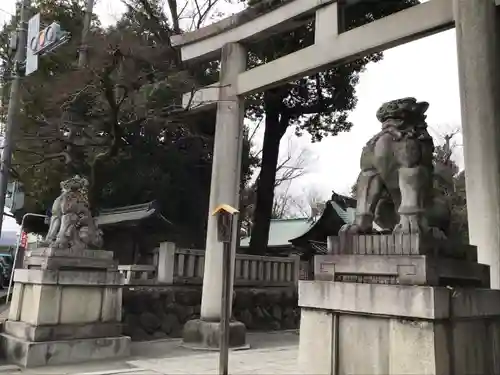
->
<box><xmin>3</xmin><ymin>320</ymin><xmax>122</xmax><ymax>342</ymax></box>
<box><xmin>24</xmin><ymin>247</ymin><xmax>117</xmax><ymax>270</ymax></box>
<box><xmin>2</xmin><ymin>248</ymin><xmax>129</xmax><ymax>367</ymax></box>
<box><xmin>314</xmin><ymin>254</ymin><xmax>490</xmax><ymax>288</ymax></box>
<box><xmin>299</xmin><ymin>281</ymin><xmax>500</xmax><ymax>375</ymax></box>
<box><xmin>182</xmin><ymin>319</ymin><xmax>248</xmax><ymax>350</ymax></box>
<box><xmin>328</xmin><ymin>233</ymin><xmax>477</xmax><ymax>261</ymax></box>
<box><xmin>0</xmin><ymin>333</ymin><xmax>130</xmax><ymax>368</ymax></box>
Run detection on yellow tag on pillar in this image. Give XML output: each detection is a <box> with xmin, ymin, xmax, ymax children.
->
<box><xmin>212</xmin><ymin>204</ymin><xmax>238</xmax><ymax>242</ymax></box>
<box><xmin>211</xmin><ymin>204</ymin><xmax>239</xmax><ymax>216</ymax></box>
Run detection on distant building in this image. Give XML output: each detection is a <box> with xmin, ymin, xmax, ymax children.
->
<box><xmin>95</xmin><ymin>201</ymin><xmax>172</xmax><ymax>264</ymax></box>
<box><xmin>15</xmin><ymin>201</ymin><xmax>172</xmax><ymax>265</ymax></box>
<box><xmin>239</xmin><ymin>191</ymin><xmax>381</xmax><ymax>259</ymax></box>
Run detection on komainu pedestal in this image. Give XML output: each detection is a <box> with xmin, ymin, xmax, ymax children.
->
<box><xmin>1</xmin><ymin>248</ymin><xmax>130</xmax><ymax>367</ymax></box>
<box><xmin>299</xmin><ymin>280</ymin><xmax>500</xmax><ymax>375</ymax></box>
<box><xmin>298</xmin><ymin>230</ymin><xmax>500</xmax><ymax>375</ymax></box>
<box><xmin>298</xmin><ymin>233</ymin><xmax>500</xmax><ymax>375</ymax></box>
<box><xmin>0</xmin><ymin>176</ymin><xmax>130</xmax><ymax>367</ymax></box>
<box><xmin>299</xmin><ymin>98</ymin><xmax>500</xmax><ymax>375</ymax></box>
<box><xmin>317</xmin><ymin>233</ymin><xmax>489</xmax><ymax>287</ymax></box>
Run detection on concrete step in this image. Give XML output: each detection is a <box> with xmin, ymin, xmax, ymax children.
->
<box><xmin>75</xmin><ymin>369</ymin><xmax>156</xmax><ymax>375</ymax></box>
<box><xmin>0</xmin><ymin>364</ymin><xmax>20</xmax><ymax>373</ymax></box>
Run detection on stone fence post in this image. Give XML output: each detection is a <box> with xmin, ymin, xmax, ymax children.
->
<box><xmin>291</xmin><ymin>254</ymin><xmax>301</xmax><ymax>285</ymax></box>
<box><xmin>157</xmin><ymin>242</ymin><xmax>176</xmax><ymax>284</ymax></box>
<box><xmin>293</xmin><ymin>255</ymin><xmax>300</xmax><ymax>286</ymax></box>
<box><xmin>152</xmin><ymin>247</ymin><xmax>159</xmax><ymax>269</ymax></box>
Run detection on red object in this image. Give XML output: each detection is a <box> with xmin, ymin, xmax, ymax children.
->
<box><xmin>20</xmin><ymin>231</ymin><xmax>28</xmax><ymax>249</ymax></box>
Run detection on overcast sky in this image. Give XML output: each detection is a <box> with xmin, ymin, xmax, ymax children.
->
<box><xmin>0</xmin><ymin>0</ymin><xmax>463</xmax><ymax>231</ymax></box>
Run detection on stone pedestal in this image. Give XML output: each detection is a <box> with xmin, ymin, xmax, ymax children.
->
<box><xmin>298</xmin><ymin>233</ymin><xmax>500</xmax><ymax>375</ymax></box>
<box><xmin>298</xmin><ymin>281</ymin><xmax>500</xmax><ymax>375</ymax></box>
<box><xmin>182</xmin><ymin>319</ymin><xmax>247</xmax><ymax>350</ymax></box>
<box><xmin>1</xmin><ymin>248</ymin><xmax>130</xmax><ymax>367</ymax></box>
<box><xmin>328</xmin><ymin>232</ymin><xmax>477</xmax><ymax>260</ymax></box>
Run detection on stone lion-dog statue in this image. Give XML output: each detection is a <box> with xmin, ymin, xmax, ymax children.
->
<box><xmin>341</xmin><ymin>97</ymin><xmax>450</xmax><ymax>238</ymax></box>
<box><xmin>41</xmin><ymin>175</ymin><xmax>103</xmax><ymax>250</ymax></box>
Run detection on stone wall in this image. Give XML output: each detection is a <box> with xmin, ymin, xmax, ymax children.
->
<box><xmin>122</xmin><ymin>286</ymin><xmax>299</xmax><ymax>341</ymax></box>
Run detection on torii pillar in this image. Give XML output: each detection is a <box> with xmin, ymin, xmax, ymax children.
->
<box><xmin>182</xmin><ymin>42</ymin><xmax>249</xmax><ymax>349</ymax></box>
<box><xmin>454</xmin><ymin>0</ymin><xmax>500</xmax><ymax>289</ymax></box>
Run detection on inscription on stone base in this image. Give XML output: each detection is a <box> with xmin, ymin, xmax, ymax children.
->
<box><xmin>24</xmin><ymin>247</ymin><xmax>117</xmax><ymax>270</ymax></box>
<box><xmin>334</xmin><ymin>274</ymin><xmax>398</xmax><ymax>285</ymax></box>
<box><xmin>314</xmin><ymin>254</ymin><xmax>490</xmax><ymax>288</ymax></box>
<box><xmin>27</xmin><ymin>247</ymin><xmax>112</xmax><ymax>259</ymax></box>
<box><xmin>328</xmin><ymin>233</ymin><xmax>477</xmax><ymax>262</ymax></box>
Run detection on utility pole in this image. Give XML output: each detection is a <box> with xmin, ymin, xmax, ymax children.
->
<box><xmin>0</xmin><ymin>0</ymin><xmax>30</xmax><ymax>237</ymax></box>
<box><xmin>78</xmin><ymin>0</ymin><xmax>94</xmax><ymax>68</ymax></box>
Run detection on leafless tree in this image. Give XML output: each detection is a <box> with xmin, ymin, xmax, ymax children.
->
<box><xmin>250</xmin><ymin>135</ymin><xmax>314</xmax><ymax>188</ymax></box>
<box><xmin>240</xmin><ymin>136</ymin><xmax>315</xmax><ymax>232</ymax></box>
<box><xmin>10</xmin><ymin>0</ymin><xmax>227</xmax><ymax>205</ymax></box>
<box><xmin>272</xmin><ymin>186</ymin><xmax>327</xmax><ymax>220</ymax></box>
<box><xmin>271</xmin><ymin>183</ymin><xmax>295</xmax><ymax>219</ymax></box>
<box><xmin>431</xmin><ymin>126</ymin><xmax>461</xmax><ymax>194</ymax></box>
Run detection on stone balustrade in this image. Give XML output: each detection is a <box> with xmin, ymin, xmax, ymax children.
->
<box><xmin>119</xmin><ymin>242</ymin><xmax>301</xmax><ymax>287</ymax></box>
<box><xmin>118</xmin><ymin>265</ymin><xmax>157</xmax><ymax>285</ymax></box>
<box><xmin>234</xmin><ymin>253</ymin><xmax>299</xmax><ymax>287</ymax></box>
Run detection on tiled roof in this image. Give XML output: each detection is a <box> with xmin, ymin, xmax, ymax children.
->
<box><xmin>330</xmin><ymin>201</ymin><xmax>355</xmax><ymax>223</ymax></box>
<box><xmin>331</xmin><ymin>200</ymin><xmax>383</xmax><ymax>231</ymax></box>
<box><xmin>96</xmin><ymin>201</ymin><xmax>161</xmax><ymax>227</ymax></box>
<box><xmin>240</xmin><ymin>199</ymin><xmax>382</xmax><ymax>248</ymax></box>
<box><xmin>239</xmin><ymin>218</ymin><xmax>313</xmax><ymax>248</ymax></box>
<box><xmin>240</xmin><ymin>201</ymin><xmax>354</xmax><ymax>248</ymax></box>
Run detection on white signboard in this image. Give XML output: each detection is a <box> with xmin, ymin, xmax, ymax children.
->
<box><xmin>25</xmin><ymin>13</ymin><xmax>40</xmax><ymax>76</ymax></box>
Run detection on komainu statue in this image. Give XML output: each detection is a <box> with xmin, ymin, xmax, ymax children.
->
<box><xmin>341</xmin><ymin>97</ymin><xmax>450</xmax><ymax>238</ymax></box>
<box><xmin>41</xmin><ymin>175</ymin><xmax>103</xmax><ymax>250</ymax></box>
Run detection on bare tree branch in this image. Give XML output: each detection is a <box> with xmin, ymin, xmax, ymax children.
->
<box><xmin>16</xmin><ymin>152</ymin><xmax>71</xmax><ymax>173</ymax></box>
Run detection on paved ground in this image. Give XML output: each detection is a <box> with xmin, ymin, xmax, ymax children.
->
<box><xmin>1</xmin><ymin>331</ymin><xmax>300</xmax><ymax>375</ymax></box>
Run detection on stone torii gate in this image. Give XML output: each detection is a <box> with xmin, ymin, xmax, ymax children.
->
<box><xmin>171</xmin><ymin>0</ymin><xmax>500</xmax><ymax>348</ymax></box>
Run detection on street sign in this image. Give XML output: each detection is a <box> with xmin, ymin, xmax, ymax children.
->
<box><xmin>30</xmin><ymin>22</ymin><xmax>66</xmax><ymax>55</ymax></box>
<box><xmin>212</xmin><ymin>204</ymin><xmax>239</xmax><ymax>375</ymax></box>
<box><xmin>20</xmin><ymin>231</ymin><xmax>27</xmax><ymax>249</ymax></box>
<box><xmin>25</xmin><ymin>13</ymin><xmax>40</xmax><ymax>76</ymax></box>
<box><xmin>5</xmin><ymin>181</ymin><xmax>24</xmax><ymax>213</ymax></box>
<box><xmin>26</xmin><ymin>14</ymin><xmax>71</xmax><ymax>76</ymax></box>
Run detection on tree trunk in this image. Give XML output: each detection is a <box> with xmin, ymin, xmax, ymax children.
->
<box><xmin>248</xmin><ymin>92</ymin><xmax>288</xmax><ymax>255</ymax></box>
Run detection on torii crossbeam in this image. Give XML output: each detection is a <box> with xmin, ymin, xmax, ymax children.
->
<box><xmin>173</xmin><ymin>0</ymin><xmax>500</xmax><ymax>349</ymax></box>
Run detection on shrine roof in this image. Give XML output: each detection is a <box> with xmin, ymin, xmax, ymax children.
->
<box><xmin>239</xmin><ymin>218</ymin><xmax>313</xmax><ymax>248</ymax></box>
<box><xmin>239</xmin><ymin>191</ymin><xmax>382</xmax><ymax>249</ymax></box>
<box><xmin>96</xmin><ymin>201</ymin><xmax>169</xmax><ymax>227</ymax></box>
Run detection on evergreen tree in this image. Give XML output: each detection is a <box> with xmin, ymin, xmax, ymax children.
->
<box><xmin>0</xmin><ymin>0</ymin><xmax>258</xmax><ymax>247</ymax></box>
<box><xmin>246</xmin><ymin>0</ymin><xmax>419</xmax><ymax>254</ymax></box>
